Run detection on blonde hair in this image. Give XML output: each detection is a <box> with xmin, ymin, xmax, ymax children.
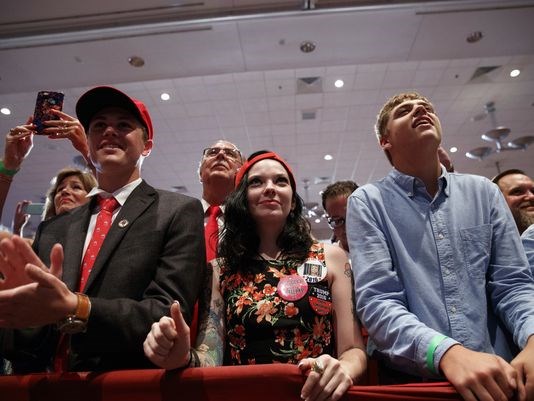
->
<box><xmin>43</xmin><ymin>167</ymin><xmax>97</xmax><ymax>220</ymax></box>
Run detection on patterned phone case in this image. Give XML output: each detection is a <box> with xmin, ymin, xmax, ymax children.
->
<box><xmin>33</xmin><ymin>91</ymin><xmax>64</xmax><ymax>134</ymax></box>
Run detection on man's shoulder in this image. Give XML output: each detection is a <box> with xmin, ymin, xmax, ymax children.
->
<box><xmin>522</xmin><ymin>224</ymin><xmax>534</xmax><ymax>240</ymax></box>
<box><xmin>352</xmin><ymin>175</ymin><xmax>392</xmax><ymax>200</ymax></box>
<box><xmin>154</xmin><ymin>188</ymin><xmax>202</xmax><ymax>208</ymax></box>
<box><xmin>446</xmin><ymin>172</ymin><xmax>497</xmax><ymax>194</ymax></box>
<box><xmin>447</xmin><ymin>171</ymin><xmax>490</xmax><ymax>184</ymax></box>
<box><xmin>139</xmin><ymin>181</ymin><xmax>202</xmax><ymax>207</ymax></box>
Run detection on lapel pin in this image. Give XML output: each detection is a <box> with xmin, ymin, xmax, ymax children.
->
<box><xmin>118</xmin><ymin>219</ymin><xmax>129</xmax><ymax>228</ymax></box>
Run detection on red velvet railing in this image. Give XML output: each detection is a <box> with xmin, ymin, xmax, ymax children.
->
<box><xmin>0</xmin><ymin>364</ymin><xmax>462</xmax><ymax>401</ymax></box>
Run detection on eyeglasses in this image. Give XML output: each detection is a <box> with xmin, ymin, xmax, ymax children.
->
<box><xmin>203</xmin><ymin>147</ymin><xmax>241</xmax><ymax>160</ymax></box>
<box><xmin>327</xmin><ymin>217</ymin><xmax>345</xmax><ymax>229</ymax></box>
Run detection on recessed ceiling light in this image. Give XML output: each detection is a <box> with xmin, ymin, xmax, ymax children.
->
<box><xmin>324</xmin><ymin>154</ymin><xmax>333</xmax><ymax>161</ymax></box>
<box><xmin>510</xmin><ymin>69</ymin><xmax>520</xmax><ymax>78</ymax></box>
<box><xmin>450</xmin><ymin>146</ymin><xmax>458</xmax><ymax>153</ymax></box>
<box><xmin>300</xmin><ymin>41</ymin><xmax>316</xmax><ymax>53</ymax></box>
<box><xmin>0</xmin><ymin>107</ymin><xmax>11</xmax><ymax>115</ymax></box>
<box><xmin>160</xmin><ymin>93</ymin><xmax>170</xmax><ymax>101</ymax></box>
<box><xmin>466</xmin><ymin>31</ymin><xmax>483</xmax><ymax>43</ymax></box>
<box><xmin>334</xmin><ymin>79</ymin><xmax>344</xmax><ymax>88</ymax></box>
<box><xmin>128</xmin><ymin>56</ymin><xmax>145</xmax><ymax>67</ymax></box>
<box><xmin>314</xmin><ymin>218</ymin><xmax>321</xmax><ymax>224</ymax></box>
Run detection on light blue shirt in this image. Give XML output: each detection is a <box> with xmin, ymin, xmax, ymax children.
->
<box><xmin>347</xmin><ymin>167</ymin><xmax>534</xmax><ymax>378</ymax></box>
<box><xmin>522</xmin><ymin>224</ymin><xmax>534</xmax><ymax>276</ymax></box>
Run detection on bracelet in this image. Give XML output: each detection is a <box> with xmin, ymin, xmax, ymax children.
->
<box><xmin>0</xmin><ymin>160</ymin><xmax>19</xmax><ymax>177</ymax></box>
<box><xmin>426</xmin><ymin>334</ymin><xmax>447</xmax><ymax>374</ymax></box>
<box><xmin>189</xmin><ymin>348</ymin><xmax>200</xmax><ymax>368</ymax></box>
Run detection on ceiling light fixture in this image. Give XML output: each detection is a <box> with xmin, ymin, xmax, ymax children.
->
<box><xmin>466</xmin><ymin>31</ymin><xmax>483</xmax><ymax>43</ymax></box>
<box><xmin>450</xmin><ymin>147</ymin><xmax>457</xmax><ymax>153</ymax></box>
<box><xmin>300</xmin><ymin>41</ymin><xmax>316</xmax><ymax>53</ymax></box>
<box><xmin>510</xmin><ymin>69</ymin><xmax>520</xmax><ymax>78</ymax></box>
<box><xmin>128</xmin><ymin>56</ymin><xmax>145</xmax><ymax>67</ymax></box>
<box><xmin>334</xmin><ymin>79</ymin><xmax>344</xmax><ymax>88</ymax></box>
<box><xmin>465</xmin><ymin>101</ymin><xmax>534</xmax><ymax>160</ymax></box>
<box><xmin>324</xmin><ymin>154</ymin><xmax>333</xmax><ymax>161</ymax></box>
<box><xmin>0</xmin><ymin>107</ymin><xmax>11</xmax><ymax>115</ymax></box>
<box><xmin>160</xmin><ymin>93</ymin><xmax>170</xmax><ymax>101</ymax></box>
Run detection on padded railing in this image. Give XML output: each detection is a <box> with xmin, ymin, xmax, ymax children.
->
<box><xmin>0</xmin><ymin>364</ymin><xmax>462</xmax><ymax>401</ymax></box>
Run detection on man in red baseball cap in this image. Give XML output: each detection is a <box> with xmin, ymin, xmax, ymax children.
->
<box><xmin>0</xmin><ymin>86</ymin><xmax>206</xmax><ymax>373</ymax></box>
<box><xmin>76</xmin><ymin>86</ymin><xmax>154</xmax><ymax>141</ymax></box>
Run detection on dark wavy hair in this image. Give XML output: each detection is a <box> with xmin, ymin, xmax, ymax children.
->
<box><xmin>218</xmin><ymin>150</ymin><xmax>313</xmax><ymax>273</ymax></box>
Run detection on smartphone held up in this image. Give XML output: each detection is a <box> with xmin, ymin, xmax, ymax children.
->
<box><xmin>21</xmin><ymin>202</ymin><xmax>45</xmax><ymax>216</ymax></box>
<box><xmin>33</xmin><ymin>91</ymin><xmax>64</xmax><ymax>134</ymax></box>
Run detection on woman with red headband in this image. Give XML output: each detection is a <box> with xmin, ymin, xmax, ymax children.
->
<box><xmin>144</xmin><ymin>151</ymin><xmax>367</xmax><ymax>401</ymax></box>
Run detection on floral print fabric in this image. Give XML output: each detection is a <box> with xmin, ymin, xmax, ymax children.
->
<box><xmin>220</xmin><ymin>244</ymin><xmax>334</xmax><ymax>365</ymax></box>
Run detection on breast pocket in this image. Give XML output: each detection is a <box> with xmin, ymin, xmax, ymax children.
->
<box><xmin>459</xmin><ymin>224</ymin><xmax>492</xmax><ymax>280</ymax></box>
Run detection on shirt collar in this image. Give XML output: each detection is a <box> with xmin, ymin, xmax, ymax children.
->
<box><xmin>201</xmin><ymin>198</ymin><xmax>225</xmax><ymax>215</ymax></box>
<box><xmin>86</xmin><ymin>178</ymin><xmax>143</xmax><ymax>207</ymax></box>
<box><xmin>390</xmin><ymin>165</ymin><xmax>450</xmax><ymax>198</ymax></box>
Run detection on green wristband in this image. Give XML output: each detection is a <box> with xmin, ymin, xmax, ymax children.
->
<box><xmin>0</xmin><ymin>160</ymin><xmax>19</xmax><ymax>177</ymax></box>
<box><xmin>426</xmin><ymin>334</ymin><xmax>447</xmax><ymax>374</ymax></box>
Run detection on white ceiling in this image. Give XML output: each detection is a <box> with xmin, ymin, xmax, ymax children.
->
<box><xmin>1</xmin><ymin>0</ymin><xmax>534</xmax><ymax>238</ymax></box>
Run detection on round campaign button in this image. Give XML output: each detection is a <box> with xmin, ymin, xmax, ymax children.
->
<box><xmin>277</xmin><ymin>274</ymin><xmax>308</xmax><ymax>302</ymax></box>
<box><xmin>297</xmin><ymin>258</ymin><xmax>327</xmax><ymax>283</ymax></box>
<box><xmin>308</xmin><ymin>285</ymin><xmax>332</xmax><ymax>315</ymax></box>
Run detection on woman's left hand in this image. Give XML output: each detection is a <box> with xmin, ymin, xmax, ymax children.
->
<box><xmin>298</xmin><ymin>355</ymin><xmax>354</xmax><ymax>401</ymax></box>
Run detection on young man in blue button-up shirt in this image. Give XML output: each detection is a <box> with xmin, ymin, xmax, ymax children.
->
<box><xmin>347</xmin><ymin>92</ymin><xmax>534</xmax><ymax>401</ymax></box>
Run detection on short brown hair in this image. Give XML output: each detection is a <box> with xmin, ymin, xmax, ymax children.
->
<box><xmin>492</xmin><ymin>169</ymin><xmax>527</xmax><ymax>185</ymax></box>
<box><xmin>44</xmin><ymin>167</ymin><xmax>97</xmax><ymax>220</ymax></box>
<box><xmin>321</xmin><ymin>180</ymin><xmax>358</xmax><ymax>210</ymax></box>
<box><xmin>375</xmin><ymin>92</ymin><xmax>433</xmax><ymax>140</ymax></box>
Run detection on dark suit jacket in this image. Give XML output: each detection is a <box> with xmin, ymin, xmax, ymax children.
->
<box><xmin>1</xmin><ymin>180</ymin><xmax>206</xmax><ymax>372</ymax></box>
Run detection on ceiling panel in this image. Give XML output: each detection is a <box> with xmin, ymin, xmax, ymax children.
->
<box><xmin>0</xmin><ymin>0</ymin><xmax>533</xmax><ymax>238</ymax></box>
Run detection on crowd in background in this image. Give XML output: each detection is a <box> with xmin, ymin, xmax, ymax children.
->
<box><xmin>0</xmin><ymin>87</ymin><xmax>533</xmax><ymax>401</ymax></box>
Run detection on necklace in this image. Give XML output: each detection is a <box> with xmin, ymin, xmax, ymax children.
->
<box><xmin>258</xmin><ymin>250</ymin><xmax>282</xmax><ymax>262</ymax></box>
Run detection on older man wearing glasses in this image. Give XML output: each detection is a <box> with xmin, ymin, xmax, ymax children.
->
<box><xmin>189</xmin><ymin>140</ymin><xmax>243</xmax><ymax>341</ymax></box>
<box><xmin>199</xmin><ymin>140</ymin><xmax>243</xmax><ymax>210</ymax></box>
<box><xmin>321</xmin><ymin>180</ymin><xmax>359</xmax><ymax>253</ymax></box>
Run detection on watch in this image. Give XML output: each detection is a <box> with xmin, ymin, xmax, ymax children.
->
<box><xmin>57</xmin><ymin>293</ymin><xmax>91</xmax><ymax>334</ymax></box>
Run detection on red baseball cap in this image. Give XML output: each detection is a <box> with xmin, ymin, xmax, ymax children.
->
<box><xmin>76</xmin><ymin>86</ymin><xmax>154</xmax><ymax>141</ymax></box>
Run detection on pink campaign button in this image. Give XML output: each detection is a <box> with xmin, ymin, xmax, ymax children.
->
<box><xmin>277</xmin><ymin>274</ymin><xmax>308</xmax><ymax>301</ymax></box>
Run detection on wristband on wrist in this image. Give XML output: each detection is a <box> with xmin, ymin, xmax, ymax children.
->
<box><xmin>426</xmin><ymin>334</ymin><xmax>447</xmax><ymax>374</ymax></box>
<box><xmin>0</xmin><ymin>160</ymin><xmax>19</xmax><ymax>177</ymax></box>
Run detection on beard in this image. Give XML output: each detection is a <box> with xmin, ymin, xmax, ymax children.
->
<box><xmin>515</xmin><ymin>209</ymin><xmax>534</xmax><ymax>234</ymax></box>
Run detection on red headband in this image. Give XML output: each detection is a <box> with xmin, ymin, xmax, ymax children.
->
<box><xmin>234</xmin><ymin>152</ymin><xmax>296</xmax><ymax>190</ymax></box>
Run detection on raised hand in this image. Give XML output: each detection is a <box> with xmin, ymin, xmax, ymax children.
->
<box><xmin>13</xmin><ymin>200</ymin><xmax>31</xmax><ymax>236</ymax></box>
<box><xmin>0</xmin><ymin>237</ymin><xmax>77</xmax><ymax>328</ymax></box>
<box><xmin>143</xmin><ymin>301</ymin><xmax>192</xmax><ymax>370</ymax></box>
<box><xmin>4</xmin><ymin>117</ymin><xmax>34</xmax><ymax>170</ymax></box>
<box><xmin>42</xmin><ymin>109</ymin><xmax>90</xmax><ymax>162</ymax></box>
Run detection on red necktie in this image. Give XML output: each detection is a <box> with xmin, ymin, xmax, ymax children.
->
<box><xmin>78</xmin><ymin>196</ymin><xmax>119</xmax><ymax>292</ymax></box>
<box><xmin>54</xmin><ymin>196</ymin><xmax>119</xmax><ymax>372</ymax></box>
<box><xmin>204</xmin><ymin>205</ymin><xmax>221</xmax><ymax>262</ymax></box>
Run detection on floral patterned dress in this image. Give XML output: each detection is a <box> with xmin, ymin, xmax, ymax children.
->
<box><xmin>219</xmin><ymin>243</ymin><xmax>334</xmax><ymax>365</ymax></box>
